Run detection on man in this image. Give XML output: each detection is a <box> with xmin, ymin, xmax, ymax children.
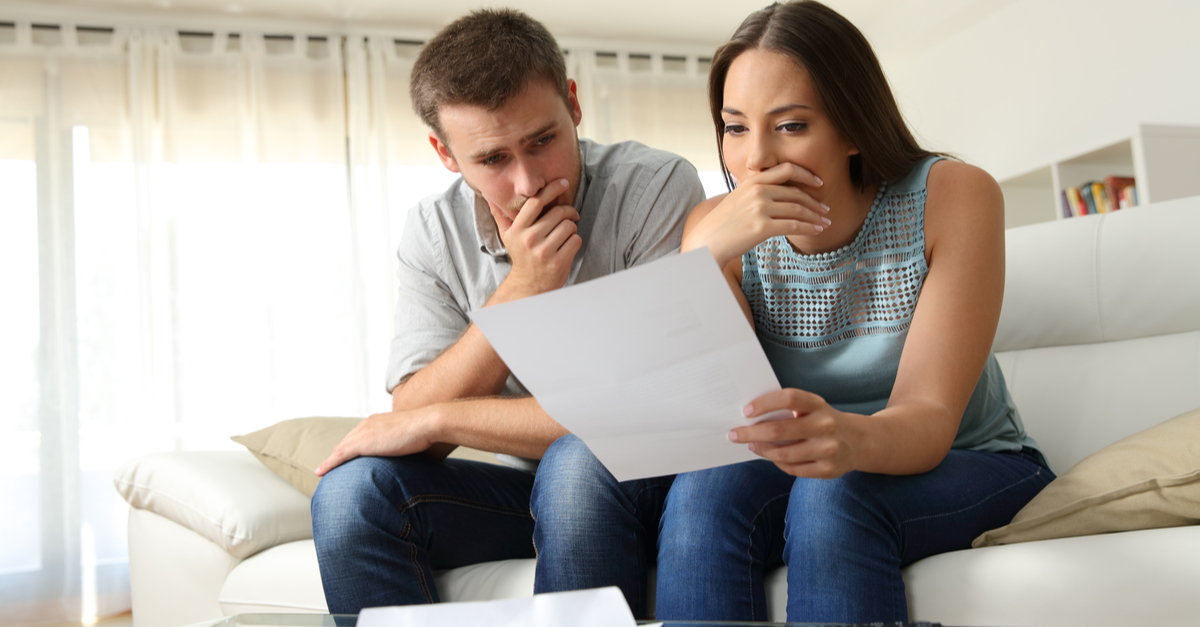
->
<box><xmin>309</xmin><ymin>8</ymin><xmax>704</xmax><ymax>615</ymax></box>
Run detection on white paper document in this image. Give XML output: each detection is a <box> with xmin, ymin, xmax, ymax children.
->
<box><xmin>470</xmin><ymin>248</ymin><xmax>788</xmax><ymax>481</ymax></box>
<box><xmin>357</xmin><ymin>587</ymin><xmax>653</xmax><ymax>627</ymax></box>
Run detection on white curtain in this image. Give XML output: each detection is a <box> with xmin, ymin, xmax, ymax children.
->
<box><xmin>0</xmin><ymin>19</ymin><xmax>715</xmax><ymax>627</ymax></box>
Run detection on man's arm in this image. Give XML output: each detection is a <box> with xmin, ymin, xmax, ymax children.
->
<box><xmin>318</xmin><ymin>182</ymin><xmax>579</xmax><ymax>474</ymax></box>
<box><xmin>387</xmin><ymin>181</ymin><xmax>578</xmax><ymax>450</ymax></box>
<box><xmin>317</xmin><ymin>396</ymin><xmax>568</xmax><ymax>475</ymax></box>
<box><xmin>624</xmin><ymin>156</ymin><xmax>706</xmax><ymax>268</ymax></box>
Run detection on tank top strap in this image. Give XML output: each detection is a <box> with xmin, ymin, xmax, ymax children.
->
<box><xmin>889</xmin><ymin>154</ymin><xmax>946</xmax><ymax>194</ymax></box>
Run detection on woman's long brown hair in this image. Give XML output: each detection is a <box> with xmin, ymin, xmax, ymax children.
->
<box><xmin>709</xmin><ymin>1</ymin><xmax>934</xmax><ymax>191</ymax></box>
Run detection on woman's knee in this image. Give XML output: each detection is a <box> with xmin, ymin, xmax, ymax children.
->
<box><xmin>660</xmin><ymin>462</ymin><xmax>791</xmax><ymax>555</ymax></box>
<box><xmin>784</xmin><ymin>473</ymin><xmax>896</xmax><ymax>550</ymax></box>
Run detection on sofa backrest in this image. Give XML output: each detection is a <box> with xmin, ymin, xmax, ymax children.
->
<box><xmin>993</xmin><ymin>195</ymin><xmax>1200</xmax><ymax>474</ymax></box>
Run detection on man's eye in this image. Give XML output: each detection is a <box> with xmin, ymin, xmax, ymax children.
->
<box><xmin>481</xmin><ymin>154</ymin><xmax>505</xmax><ymax>166</ymax></box>
<box><xmin>534</xmin><ymin>134</ymin><xmax>554</xmax><ymax>147</ymax></box>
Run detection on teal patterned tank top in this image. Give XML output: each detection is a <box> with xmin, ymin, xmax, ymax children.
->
<box><xmin>741</xmin><ymin>156</ymin><xmax>1042</xmax><ymax>458</ymax></box>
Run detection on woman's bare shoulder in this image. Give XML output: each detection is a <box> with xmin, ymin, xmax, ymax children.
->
<box><xmin>924</xmin><ymin>159</ymin><xmax>1004</xmax><ymax>254</ymax></box>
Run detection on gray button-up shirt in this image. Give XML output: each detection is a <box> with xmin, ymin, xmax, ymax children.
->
<box><xmin>386</xmin><ymin>138</ymin><xmax>704</xmax><ymax>415</ymax></box>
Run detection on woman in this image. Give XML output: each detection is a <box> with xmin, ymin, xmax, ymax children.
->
<box><xmin>655</xmin><ymin>1</ymin><xmax>1054</xmax><ymax>622</ymax></box>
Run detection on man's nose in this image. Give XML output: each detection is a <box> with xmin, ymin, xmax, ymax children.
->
<box><xmin>511</xmin><ymin>160</ymin><xmax>546</xmax><ymax>200</ymax></box>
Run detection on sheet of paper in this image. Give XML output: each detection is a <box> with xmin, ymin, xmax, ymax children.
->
<box><xmin>470</xmin><ymin>248</ymin><xmax>788</xmax><ymax>481</ymax></box>
<box><xmin>356</xmin><ymin>587</ymin><xmax>638</xmax><ymax>627</ymax></box>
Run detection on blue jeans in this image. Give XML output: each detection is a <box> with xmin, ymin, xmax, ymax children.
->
<box><xmin>657</xmin><ymin>447</ymin><xmax>1055</xmax><ymax>623</ymax></box>
<box><xmin>529</xmin><ymin>434</ymin><xmax>674</xmax><ymax>619</ymax></box>
<box><xmin>311</xmin><ymin>454</ymin><xmax>536</xmax><ymax>613</ymax></box>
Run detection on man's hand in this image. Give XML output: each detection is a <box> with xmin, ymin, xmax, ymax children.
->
<box><xmin>315</xmin><ymin>408</ymin><xmax>440</xmax><ymax>476</ymax></box>
<box><xmin>490</xmin><ymin>179</ymin><xmax>582</xmax><ymax>299</ymax></box>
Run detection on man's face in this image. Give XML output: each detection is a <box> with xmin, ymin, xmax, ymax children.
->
<box><xmin>431</xmin><ymin>79</ymin><xmax>583</xmax><ymax>222</ymax></box>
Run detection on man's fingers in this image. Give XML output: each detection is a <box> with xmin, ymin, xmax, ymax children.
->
<box><xmin>512</xmin><ymin>178</ymin><xmax>570</xmax><ymax>229</ymax></box>
<box><xmin>315</xmin><ymin>444</ymin><xmax>356</xmax><ymax>477</ymax></box>
<box><xmin>489</xmin><ymin>202</ymin><xmax>514</xmax><ymax>232</ymax></box>
<box><xmin>545</xmin><ymin>215</ymin><xmax>580</xmax><ymax>252</ymax></box>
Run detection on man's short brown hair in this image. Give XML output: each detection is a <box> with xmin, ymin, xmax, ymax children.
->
<box><xmin>410</xmin><ymin>9</ymin><xmax>571</xmax><ymax>140</ymax></box>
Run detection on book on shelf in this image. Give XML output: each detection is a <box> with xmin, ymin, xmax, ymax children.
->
<box><xmin>1105</xmin><ymin>176</ymin><xmax>1137</xmax><ymax>209</ymax></box>
<box><xmin>1061</xmin><ymin>176</ymin><xmax>1137</xmax><ymax>217</ymax></box>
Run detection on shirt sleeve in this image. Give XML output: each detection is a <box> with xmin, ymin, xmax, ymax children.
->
<box><xmin>624</xmin><ymin>156</ymin><xmax>706</xmax><ymax>268</ymax></box>
<box><xmin>385</xmin><ymin>205</ymin><xmax>469</xmax><ymax>394</ymax></box>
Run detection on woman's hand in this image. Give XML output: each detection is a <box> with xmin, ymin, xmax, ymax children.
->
<box><xmin>682</xmin><ymin>163</ymin><xmax>830</xmax><ymax>268</ymax></box>
<box><xmin>729</xmin><ymin>388</ymin><xmax>864</xmax><ymax>479</ymax></box>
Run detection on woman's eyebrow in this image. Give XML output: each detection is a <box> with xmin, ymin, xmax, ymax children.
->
<box><xmin>722</xmin><ymin>104</ymin><xmax>812</xmax><ymax>116</ymax></box>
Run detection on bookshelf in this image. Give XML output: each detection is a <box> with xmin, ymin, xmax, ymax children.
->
<box><xmin>998</xmin><ymin>124</ymin><xmax>1200</xmax><ymax>227</ymax></box>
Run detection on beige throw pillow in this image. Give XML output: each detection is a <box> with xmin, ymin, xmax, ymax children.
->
<box><xmin>232</xmin><ymin>417</ymin><xmax>362</xmax><ymax>498</ymax></box>
<box><xmin>232</xmin><ymin>416</ymin><xmax>503</xmax><ymax>497</ymax></box>
<box><xmin>973</xmin><ymin>407</ymin><xmax>1200</xmax><ymax>547</ymax></box>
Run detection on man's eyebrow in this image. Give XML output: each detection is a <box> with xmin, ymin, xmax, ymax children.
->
<box><xmin>468</xmin><ymin>122</ymin><xmax>559</xmax><ymax>161</ymax></box>
<box><xmin>522</xmin><ymin>122</ymin><xmax>558</xmax><ymax>143</ymax></box>
<box><xmin>721</xmin><ymin>104</ymin><xmax>812</xmax><ymax>116</ymax></box>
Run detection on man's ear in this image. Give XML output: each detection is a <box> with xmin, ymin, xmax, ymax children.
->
<box><xmin>429</xmin><ymin>131</ymin><xmax>460</xmax><ymax>173</ymax></box>
<box><xmin>566</xmin><ymin>79</ymin><xmax>583</xmax><ymax>127</ymax></box>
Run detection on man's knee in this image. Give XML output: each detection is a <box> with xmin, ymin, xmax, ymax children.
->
<box><xmin>312</xmin><ymin>456</ymin><xmax>426</xmax><ymax>543</ymax></box>
<box><xmin>531</xmin><ymin>434</ymin><xmax>624</xmax><ymax>526</ymax></box>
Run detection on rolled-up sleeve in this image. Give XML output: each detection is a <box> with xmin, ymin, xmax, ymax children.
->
<box><xmin>385</xmin><ymin>206</ymin><xmax>468</xmax><ymax>394</ymax></box>
<box><xmin>625</xmin><ymin>157</ymin><xmax>705</xmax><ymax>268</ymax></box>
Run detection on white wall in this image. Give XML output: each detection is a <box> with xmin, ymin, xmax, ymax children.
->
<box><xmin>883</xmin><ymin>0</ymin><xmax>1200</xmax><ymax>182</ymax></box>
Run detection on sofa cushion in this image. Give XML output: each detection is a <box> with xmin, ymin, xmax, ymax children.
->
<box><xmin>909</xmin><ymin>525</ymin><xmax>1200</xmax><ymax>627</ymax></box>
<box><xmin>995</xmin><ymin>197</ymin><xmax>1200</xmax><ymax>353</ymax></box>
<box><xmin>114</xmin><ymin>450</ymin><xmax>313</xmax><ymax>559</ymax></box>
<box><xmin>974</xmin><ymin>407</ymin><xmax>1200</xmax><ymax>547</ymax></box>
<box><xmin>220</xmin><ymin>539</ymin><xmax>328</xmax><ymax>614</ymax></box>
<box><xmin>232</xmin><ymin>417</ymin><xmax>361</xmax><ymax>497</ymax></box>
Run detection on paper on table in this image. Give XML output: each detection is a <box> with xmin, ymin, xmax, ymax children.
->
<box><xmin>357</xmin><ymin>587</ymin><xmax>640</xmax><ymax>627</ymax></box>
<box><xmin>470</xmin><ymin>248</ymin><xmax>789</xmax><ymax>481</ymax></box>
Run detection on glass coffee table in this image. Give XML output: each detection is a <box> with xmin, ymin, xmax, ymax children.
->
<box><xmin>193</xmin><ymin>613</ymin><xmax>947</xmax><ymax>627</ymax></box>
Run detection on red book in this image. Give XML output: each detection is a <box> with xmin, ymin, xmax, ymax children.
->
<box><xmin>1105</xmin><ymin>176</ymin><xmax>1135</xmax><ymax>211</ymax></box>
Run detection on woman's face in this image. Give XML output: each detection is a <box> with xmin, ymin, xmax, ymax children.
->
<box><xmin>720</xmin><ymin>49</ymin><xmax>859</xmax><ymax>194</ymax></box>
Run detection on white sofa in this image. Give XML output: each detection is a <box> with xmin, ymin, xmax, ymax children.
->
<box><xmin>116</xmin><ymin>195</ymin><xmax>1200</xmax><ymax>627</ymax></box>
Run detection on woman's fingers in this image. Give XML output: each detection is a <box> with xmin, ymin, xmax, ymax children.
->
<box><xmin>751</xmin><ymin>161</ymin><xmax>824</xmax><ymax>190</ymax></box>
<box><xmin>745</xmin><ymin>388</ymin><xmax>826</xmax><ymax>419</ymax></box>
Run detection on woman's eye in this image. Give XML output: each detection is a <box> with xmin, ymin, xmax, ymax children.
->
<box><xmin>779</xmin><ymin>122</ymin><xmax>808</xmax><ymax>133</ymax></box>
<box><xmin>723</xmin><ymin>124</ymin><xmax>747</xmax><ymax>135</ymax></box>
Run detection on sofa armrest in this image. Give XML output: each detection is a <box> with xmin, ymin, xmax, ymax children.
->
<box><xmin>115</xmin><ymin>450</ymin><xmax>312</xmax><ymax>559</ymax></box>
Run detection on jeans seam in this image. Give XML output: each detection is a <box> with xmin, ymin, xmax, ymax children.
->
<box><xmin>747</xmin><ymin>492</ymin><xmax>789</xmax><ymax>621</ymax></box>
<box><xmin>897</xmin><ymin>466</ymin><xmax>1046</xmax><ymax>526</ymax></box>
<box><xmin>397</xmin><ymin>494</ymin><xmax>532</xmax><ymax>518</ymax></box>
<box><xmin>399</xmin><ymin>520</ymin><xmax>435</xmax><ymax>604</ymax></box>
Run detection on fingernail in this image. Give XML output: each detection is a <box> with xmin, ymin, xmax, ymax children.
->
<box><xmin>728</xmin><ymin>430</ymin><xmax>739</xmax><ymax>442</ymax></box>
<box><xmin>748</xmin><ymin>442</ymin><xmax>757</xmax><ymax>453</ymax></box>
<box><xmin>813</xmin><ymin>224</ymin><xmax>824</xmax><ymax>233</ymax></box>
<box><xmin>814</xmin><ymin>176</ymin><xmax>824</xmax><ymax>186</ymax></box>
<box><xmin>560</xmin><ymin>179</ymin><xmax>569</xmax><ymax>187</ymax></box>
<box><xmin>821</xmin><ymin>217</ymin><xmax>832</xmax><ymax>226</ymax></box>
<box><xmin>743</xmin><ymin>404</ymin><xmax>754</xmax><ymax>417</ymax></box>
<box><xmin>820</xmin><ymin>202</ymin><xmax>830</xmax><ymax>212</ymax></box>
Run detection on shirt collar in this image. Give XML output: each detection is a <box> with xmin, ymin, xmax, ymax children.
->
<box><xmin>472</xmin><ymin>144</ymin><xmax>590</xmax><ymax>258</ymax></box>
